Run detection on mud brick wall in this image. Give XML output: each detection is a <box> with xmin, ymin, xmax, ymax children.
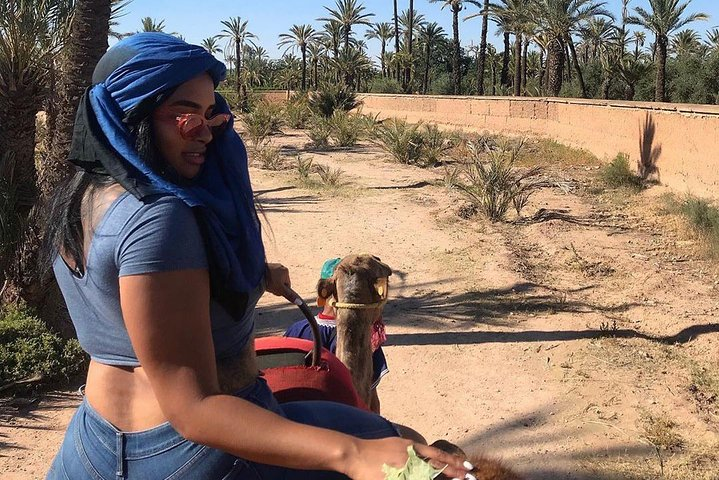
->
<box><xmin>356</xmin><ymin>94</ymin><xmax>719</xmax><ymax>200</ymax></box>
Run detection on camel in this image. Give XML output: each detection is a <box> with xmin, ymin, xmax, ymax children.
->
<box><xmin>316</xmin><ymin>254</ymin><xmax>391</xmax><ymax>408</ymax></box>
<box><xmin>317</xmin><ymin>254</ymin><xmax>524</xmax><ymax>480</ymax></box>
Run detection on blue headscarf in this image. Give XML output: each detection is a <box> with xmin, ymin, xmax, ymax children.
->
<box><xmin>73</xmin><ymin>33</ymin><xmax>265</xmax><ymax>298</ymax></box>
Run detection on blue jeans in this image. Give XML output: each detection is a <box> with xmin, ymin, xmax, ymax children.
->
<box><xmin>47</xmin><ymin>377</ymin><xmax>398</xmax><ymax>479</ymax></box>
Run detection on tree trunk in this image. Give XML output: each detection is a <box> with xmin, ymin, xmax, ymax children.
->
<box><xmin>603</xmin><ymin>75</ymin><xmax>611</xmax><ymax>99</ymax></box>
<box><xmin>424</xmin><ymin>44</ymin><xmax>431</xmax><ymax>94</ymax></box>
<box><xmin>513</xmin><ymin>33</ymin><xmax>522</xmax><ymax>96</ymax></box>
<box><xmin>477</xmin><ymin>0</ymin><xmax>489</xmax><ymax>95</ymax></box>
<box><xmin>394</xmin><ymin>0</ymin><xmax>401</xmax><ymax>82</ymax></box>
<box><xmin>235</xmin><ymin>41</ymin><xmax>243</xmax><ymax>108</ymax></box>
<box><xmin>41</xmin><ymin>0</ymin><xmax>110</xmax><ymax>200</ymax></box>
<box><xmin>567</xmin><ymin>35</ymin><xmax>587</xmax><ymax>98</ymax></box>
<box><xmin>301</xmin><ymin>47</ymin><xmax>307</xmax><ymax>91</ymax></box>
<box><xmin>491</xmin><ymin>59</ymin><xmax>497</xmax><ymax>95</ymax></box>
<box><xmin>547</xmin><ymin>36</ymin><xmax>564</xmax><ymax>96</ymax></box>
<box><xmin>501</xmin><ymin>31</ymin><xmax>511</xmax><ymax>88</ymax></box>
<box><xmin>655</xmin><ymin>34</ymin><xmax>667</xmax><ymax>102</ymax></box>
<box><xmin>539</xmin><ymin>48</ymin><xmax>545</xmax><ymax>90</ymax></box>
<box><xmin>626</xmin><ymin>83</ymin><xmax>635</xmax><ymax>101</ymax></box>
<box><xmin>521</xmin><ymin>37</ymin><xmax>528</xmax><ymax>94</ymax></box>
<box><xmin>452</xmin><ymin>6</ymin><xmax>461</xmax><ymax>95</ymax></box>
<box><xmin>405</xmin><ymin>0</ymin><xmax>414</xmax><ymax>90</ymax></box>
<box><xmin>380</xmin><ymin>41</ymin><xmax>386</xmax><ymax>77</ymax></box>
<box><xmin>1</xmin><ymin>0</ymin><xmax>111</xmax><ymax>328</ymax></box>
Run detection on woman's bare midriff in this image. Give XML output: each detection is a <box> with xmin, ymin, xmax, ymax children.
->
<box><xmin>85</xmin><ymin>337</ymin><xmax>259</xmax><ymax>432</ymax></box>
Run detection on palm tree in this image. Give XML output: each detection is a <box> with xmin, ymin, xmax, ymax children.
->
<box><xmin>394</xmin><ymin>0</ymin><xmax>401</xmax><ymax>80</ymax></box>
<box><xmin>618</xmin><ymin>55</ymin><xmax>653</xmax><ymax>99</ymax></box>
<box><xmin>487</xmin><ymin>43</ymin><xmax>500</xmax><ymax>94</ymax></box>
<box><xmin>202</xmin><ymin>36</ymin><xmax>222</xmax><ymax>55</ymax></box>
<box><xmin>534</xmin><ymin>0</ymin><xmax>613</xmax><ymax>98</ymax></box>
<box><xmin>366</xmin><ymin>22</ymin><xmax>395</xmax><ymax>77</ymax></box>
<box><xmin>399</xmin><ymin>8</ymin><xmax>426</xmax><ymax>89</ymax></box>
<box><xmin>429</xmin><ymin>0</ymin><xmax>465</xmax><ymax>94</ymax></box>
<box><xmin>1</xmin><ymin>0</ymin><xmax>108</xmax><ymax>313</ymax></box>
<box><xmin>419</xmin><ymin>22</ymin><xmax>446</xmax><ymax>94</ymax></box>
<box><xmin>320</xmin><ymin>20</ymin><xmax>343</xmax><ymax>60</ymax></box>
<box><xmin>220</xmin><ymin>17</ymin><xmax>257</xmax><ymax>110</ymax></box>
<box><xmin>319</xmin><ymin>0</ymin><xmax>374</xmax><ymax>54</ymax></box>
<box><xmin>308</xmin><ymin>41</ymin><xmax>325</xmax><ymax>88</ymax></box>
<box><xmin>465</xmin><ymin>0</ymin><xmax>491</xmax><ymax>95</ymax></box>
<box><xmin>0</xmin><ymin>0</ymin><xmax>74</xmax><ymax>232</ymax></box>
<box><xmin>706</xmin><ymin>28</ymin><xmax>719</xmax><ymax>52</ymax></box>
<box><xmin>627</xmin><ymin>0</ymin><xmax>708</xmax><ymax>102</ymax></box>
<box><xmin>489</xmin><ymin>0</ymin><xmax>534</xmax><ymax>97</ymax></box>
<box><xmin>671</xmin><ymin>28</ymin><xmax>701</xmax><ymax>56</ymax></box>
<box><xmin>139</xmin><ymin>17</ymin><xmax>166</xmax><ymax>32</ymax></box>
<box><xmin>278</xmin><ymin>24</ymin><xmax>318</xmax><ymax>91</ymax></box>
<box><xmin>632</xmin><ymin>30</ymin><xmax>645</xmax><ymax>54</ymax></box>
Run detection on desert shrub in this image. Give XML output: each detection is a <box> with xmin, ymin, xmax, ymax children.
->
<box><xmin>242</xmin><ymin>100</ymin><xmax>283</xmax><ymax>147</ymax></box>
<box><xmin>314</xmin><ymin>163</ymin><xmax>345</xmax><ymax>187</ymax></box>
<box><xmin>356</xmin><ymin>113</ymin><xmax>380</xmax><ymax>140</ymax></box>
<box><xmin>309</xmin><ymin>85</ymin><xmax>361</xmax><ymax>118</ymax></box>
<box><xmin>0</xmin><ymin>304</ymin><xmax>86</xmax><ymax>387</ymax></box>
<box><xmin>284</xmin><ymin>93</ymin><xmax>312</xmax><ymax>129</ymax></box>
<box><xmin>368</xmin><ymin>76</ymin><xmax>402</xmax><ymax>94</ymax></box>
<box><xmin>453</xmin><ymin>139</ymin><xmax>542</xmax><ymax>222</ymax></box>
<box><xmin>372</xmin><ymin>118</ymin><xmax>425</xmax><ymax>165</ymax></box>
<box><xmin>252</xmin><ymin>142</ymin><xmax>284</xmax><ymax>170</ymax></box>
<box><xmin>307</xmin><ymin>116</ymin><xmax>332</xmax><ymax>150</ymax></box>
<box><xmin>328</xmin><ymin>111</ymin><xmax>363</xmax><ymax>148</ymax></box>
<box><xmin>296</xmin><ymin>155</ymin><xmax>314</xmax><ymax>182</ymax></box>
<box><xmin>677</xmin><ymin>197</ymin><xmax>719</xmax><ymax>255</ymax></box>
<box><xmin>420</xmin><ymin>124</ymin><xmax>452</xmax><ymax>166</ymax></box>
<box><xmin>601</xmin><ymin>153</ymin><xmax>643</xmax><ymax>191</ymax></box>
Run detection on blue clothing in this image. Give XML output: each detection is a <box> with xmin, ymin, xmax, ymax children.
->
<box><xmin>47</xmin><ymin>378</ymin><xmax>399</xmax><ymax>480</ymax></box>
<box><xmin>284</xmin><ymin>318</ymin><xmax>389</xmax><ymax>389</ymax></box>
<box><xmin>81</xmin><ymin>32</ymin><xmax>265</xmax><ymax>300</ymax></box>
<box><xmin>53</xmin><ymin>192</ymin><xmax>261</xmax><ymax>366</ymax></box>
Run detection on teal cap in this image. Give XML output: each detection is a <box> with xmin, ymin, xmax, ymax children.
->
<box><xmin>320</xmin><ymin>258</ymin><xmax>341</xmax><ymax>279</ymax></box>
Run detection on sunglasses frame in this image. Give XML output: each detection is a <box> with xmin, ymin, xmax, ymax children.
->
<box><xmin>158</xmin><ymin>112</ymin><xmax>231</xmax><ymax>140</ymax></box>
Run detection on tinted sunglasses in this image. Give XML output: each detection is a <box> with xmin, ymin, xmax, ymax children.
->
<box><xmin>159</xmin><ymin>112</ymin><xmax>231</xmax><ymax>139</ymax></box>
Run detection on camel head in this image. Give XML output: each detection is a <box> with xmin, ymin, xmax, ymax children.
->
<box><xmin>316</xmin><ymin>254</ymin><xmax>392</xmax><ymax>406</ymax></box>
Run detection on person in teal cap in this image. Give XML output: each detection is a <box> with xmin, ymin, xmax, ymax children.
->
<box><xmin>284</xmin><ymin>258</ymin><xmax>389</xmax><ymax>413</ymax></box>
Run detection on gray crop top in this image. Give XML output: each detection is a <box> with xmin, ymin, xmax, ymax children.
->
<box><xmin>53</xmin><ymin>192</ymin><xmax>264</xmax><ymax>367</ymax></box>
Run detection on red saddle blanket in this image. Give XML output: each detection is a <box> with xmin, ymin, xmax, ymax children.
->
<box><xmin>255</xmin><ymin>336</ymin><xmax>369</xmax><ymax>411</ymax></box>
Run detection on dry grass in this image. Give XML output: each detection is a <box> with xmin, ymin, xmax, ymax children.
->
<box><xmin>521</xmin><ymin>138</ymin><xmax>600</xmax><ymax>168</ymax></box>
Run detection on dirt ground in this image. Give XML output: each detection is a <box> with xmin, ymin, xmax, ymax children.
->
<box><xmin>2</xmin><ymin>128</ymin><xmax>719</xmax><ymax>479</ymax></box>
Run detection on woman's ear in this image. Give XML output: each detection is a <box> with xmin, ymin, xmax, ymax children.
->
<box><xmin>316</xmin><ymin>278</ymin><xmax>336</xmax><ymax>307</ymax></box>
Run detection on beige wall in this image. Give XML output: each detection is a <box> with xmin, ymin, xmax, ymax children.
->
<box><xmin>258</xmin><ymin>90</ymin><xmax>291</xmax><ymax>104</ymax></box>
<box><xmin>357</xmin><ymin>94</ymin><xmax>719</xmax><ymax>200</ymax></box>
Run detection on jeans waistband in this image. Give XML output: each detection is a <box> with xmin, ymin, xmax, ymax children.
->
<box><xmin>79</xmin><ymin>376</ymin><xmax>273</xmax><ymax>460</ymax></box>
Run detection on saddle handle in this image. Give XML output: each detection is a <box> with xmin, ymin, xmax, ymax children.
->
<box><xmin>281</xmin><ymin>286</ymin><xmax>322</xmax><ymax>368</ymax></box>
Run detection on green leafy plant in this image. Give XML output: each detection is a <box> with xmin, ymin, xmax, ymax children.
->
<box><xmin>383</xmin><ymin>446</ymin><xmax>444</xmax><ymax>480</ymax></box>
<box><xmin>252</xmin><ymin>142</ymin><xmax>284</xmax><ymax>170</ymax></box>
<box><xmin>677</xmin><ymin>197</ymin><xmax>719</xmax><ymax>255</ymax></box>
<box><xmin>454</xmin><ymin>139</ymin><xmax>542</xmax><ymax>222</ymax></box>
<box><xmin>296</xmin><ymin>155</ymin><xmax>314</xmax><ymax>182</ymax></box>
<box><xmin>0</xmin><ymin>304</ymin><xmax>86</xmax><ymax>387</ymax></box>
<box><xmin>328</xmin><ymin>110</ymin><xmax>362</xmax><ymax>148</ymax></box>
<box><xmin>314</xmin><ymin>163</ymin><xmax>345</xmax><ymax>187</ymax></box>
<box><xmin>284</xmin><ymin>93</ymin><xmax>312</xmax><ymax>129</ymax></box>
<box><xmin>241</xmin><ymin>100</ymin><xmax>283</xmax><ymax>147</ymax></box>
<box><xmin>601</xmin><ymin>153</ymin><xmax>643</xmax><ymax>191</ymax></box>
<box><xmin>420</xmin><ymin>124</ymin><xmax>452</xmax><ymax>166</ymax></box>
<box><xmin>372</xmin><ymin>118</ymin><xmax>425</xmax><ymax>165</ymax></box>
<box><xmin>309</xmin><ymin>84</ymin><xmax>361</xmax><ymax>118</ymax></box>
<box><xmin>307</xmin><ymin>116</ymin><xmax>332</xmax><ymax>150</ymax></box>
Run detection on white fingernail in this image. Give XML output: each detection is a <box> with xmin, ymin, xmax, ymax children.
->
<box><xmin>451</xmin><ymin>478</ymin><xmax>462</xmax><ymax>480</ymax></box>
<box><xmin>465</xmin><ymin>474</ymin><xmax>477</xmax><ymax>480</ymax></box>
<box><xmin>463</xmin><ymin>461</ymin><xmax>474</xmax><ymax>470</ymax></box>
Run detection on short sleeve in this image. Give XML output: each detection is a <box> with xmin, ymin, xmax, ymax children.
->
<box><xmin>116</xmin><ymin>196</ymin><xmax>208</xmax><ymax>277</ymax></box>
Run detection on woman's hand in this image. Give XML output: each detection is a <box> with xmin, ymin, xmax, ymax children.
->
<box><xmin>265</xmin><ymin>263</ymin><xmax>291</xmax><ymax>296</ymax></box>
<box><xmin>343</xmin><ymin>437</ymin><xmax>471</xmax><ymax>480</ymax></box>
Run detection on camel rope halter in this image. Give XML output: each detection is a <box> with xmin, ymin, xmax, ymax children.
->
<box><xmin>324</xmin><ymin>277</ymin><xmax>389</xmax><ymax>310</ymax></box>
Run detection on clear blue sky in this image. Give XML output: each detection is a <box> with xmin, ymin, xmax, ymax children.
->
<box><xmin>112</xmin><ymin>0</ymin><xmax>718</xmax><ymax>63</ymax></box>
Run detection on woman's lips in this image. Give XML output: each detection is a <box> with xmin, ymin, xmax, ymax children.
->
<box><xmin>182</xmin><ymin>152</ymin><xmax>205</xmax><ymax>165</ymax></box>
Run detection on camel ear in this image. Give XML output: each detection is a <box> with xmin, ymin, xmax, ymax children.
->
<box><xmin>317</xmin><ymin>278</ymin><xmax>336</xmax><ymax>307</ymax></box>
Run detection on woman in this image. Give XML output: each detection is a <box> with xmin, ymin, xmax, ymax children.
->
<box><xmin>45</xmin><ymin>33</ymin><xmax>471</xmax><ymax>480</ymax></box>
